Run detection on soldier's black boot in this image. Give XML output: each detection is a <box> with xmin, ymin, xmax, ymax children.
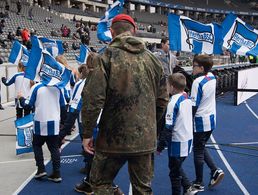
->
<box><xmin>74</xmin><ymin>180</ymin><xmax>93</xmax><ymax>195</ymax></box>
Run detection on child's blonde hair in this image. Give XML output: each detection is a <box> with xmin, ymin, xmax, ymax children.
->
<box><xmin>56</xmin><ymin>55</ymin><xmax>69</xmax><ymax>69</ymax></box>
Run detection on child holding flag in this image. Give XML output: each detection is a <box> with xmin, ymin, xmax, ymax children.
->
<box><xmin>1</xmin><ymin>62</ymin><xmax>32</xmax><ymax>118</ymax></box>
<box><xmin>18</xmin><ymin>53</ymin><xmax>71</xmax><ymax>183</ymax></box>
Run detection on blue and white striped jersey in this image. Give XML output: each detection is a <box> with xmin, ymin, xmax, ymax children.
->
<box><xmin>166</xmin><ymin>92</ymin><xmax>193</xmax><ymax>157</ymax></box>
<box><xmin>191</xmin><ymin>72</ymin><xmax>216</xmax><ymax>132</ymax></box>
<box><xmin>69</xmin><ymin>79</ymin><xmax>86</xmax><ymax>112</ymax></box>
<box><xmin>3</xmin><ymin>72</ymin><xmax>31</xmax><ymax>98</ymax></box>
<box><xmin>25</xmin><ymin>83</ymin><xmax>65</xmax><ymax>136</ymax></box>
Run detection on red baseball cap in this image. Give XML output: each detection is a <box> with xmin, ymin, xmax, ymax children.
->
<box><xmin>112</xmin><ymin>14</ymin><xmax>136</xmax><ymax>29</ymax></box>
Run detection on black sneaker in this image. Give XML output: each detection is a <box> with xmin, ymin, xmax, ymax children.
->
<box><xmin>34</xmin><ymin>169</ymin><xmax>47</xmax><ymax>179</ymax></box>
<box><xmin>48</xmin><ymin>171</ymin><xmax>62</xmax><ymax>183</ymax></box>
<box><xmin>208</xmin><ymin>168</ymin><xmax>224</xmax><ymax>188</ymax></box>
<box><xmin>74</xmin><ymin>180</ymin><xmax>93</xmax><ymax>195</ymax></box>
<box><xmin>0</xmin><ymin>104</ymin><xmax>4</xmax><ymax>110</ymax></box>
<box><xmin>184</xmin><ymin>186</ymin><xmax>198</xmax><ymax>195</ymax></box>
<box><xmin>113</xmin><ymin>185</ymin><xmax>124</xmax><ymax>195</ymax></box>
<box><xmin>193</xmin><ymin>181</ymin><xmax>204</xmax><ymax>192</ymax></box>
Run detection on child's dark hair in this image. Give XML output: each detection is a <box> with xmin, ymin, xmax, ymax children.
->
<box><xmin>193</xmin><ymin>55</ymin><xmax>213</xmax><ymax>73</ymax></box>
<box><xmin>167</xmin><ymin>73</ymin><xmax>186</xmax><ymax>91</ymax></box>
<box><xmin>161</xmin><ymin>37</ymin><xmax>169</xmax><ymax>44</ymax></box>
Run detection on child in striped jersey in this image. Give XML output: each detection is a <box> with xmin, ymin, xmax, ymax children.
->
<box><xmin>191</xmin><ymin>55</ymin><xmax>224</xmax><ymax>191</ymax></box>
<box><xmin>158</xmin><ymin>73</ymin><xmax>197</xmax><ymax>195</ymax></box>
<box><xmin>1</xmin><ymin>62</ymin><xmax>32</xmax><ymax>118</ymax></box>
<box><xmin>58</xmin><ymin>65</ymin><xmax>88</xmax><ymax>146</ymax></box>
<box><xmin>18</xmin><ymin>83</ymin><xmax>66</xmax><ymax>183</ymax></box>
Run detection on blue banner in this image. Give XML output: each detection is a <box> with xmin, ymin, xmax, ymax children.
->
<box><xmin>9</xmin><ymin>40</ymin><xmax>29</xmax><ymax>66</ymax></box>
<box><xmin>97</xmin><ymin>0</ymin><xmax>124</xmax><ymax>42</ymax></box>
<box><xmin>32</xmin><ymin>36</ymin><xmax>64</xmax><ymax>57</ymax></box>
<box><xmin>75</xmin><ymin>44</ymin><xmax>90</xmax><ymax>64</ymax></box>
<box><xmin>168</xmin><ymin>14</ymin><xmax>223</xmax><ymax>54</ymax></box>
<box><xmin>222</xmin><ymin>13</ymin><xmax>258</xmax><ymax>56</ymax></box>
<box><xmin>39</xmin><ymin>51</ymin><xmax>71</xmax><ymax>88</ymax></box>
<box><xmin>15</xmin><ymin>114</ymin><xmax>34</xmax><ymax>155</ymax></box>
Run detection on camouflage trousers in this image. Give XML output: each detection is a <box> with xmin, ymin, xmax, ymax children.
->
<box><xmin>90</xmin><ymin>152</ymin><xmax>154</xmax><ymax>195</ymax></box>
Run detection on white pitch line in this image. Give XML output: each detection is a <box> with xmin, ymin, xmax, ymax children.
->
<box><xmin>2</xmin><ymin>101</ymin><xmax>15</xmax><ymax>108</ymax></box>
<box><xmin>13</xmin><ymin>133</ymin><xmax>79</xmax><ymax>195</ymax></box>
<box><xmin>129</xmin><ymin>183</ymin><xmax>132</xmax><ymax>195</ymax></box>
<box><xmin>229</xmin><ymin>142</ymin><xmax>258</xmax><ymax>146</ymax></box>
<box><xmin>0</xmin><ymin>158</ymin><xmax>34</xmax><ymax>164</ymax></box>
<box><xmin>0</xmin><ymin>154</ymin><xmax>83</xmax><ymax>165</ymax></box>
<box><xmin>60</xmin><ymin>154</ymin><xmax>83</xmax><ymax>158</ymax></box>
<box><xmin>244</xmin><ymin>101</ymin><xmax>258</xmax><ymax>120</ymax></box>
<box><xmin>210</xmin><ymin>134</ymin><xmax>250</xmax><ymax>195</ymax></box>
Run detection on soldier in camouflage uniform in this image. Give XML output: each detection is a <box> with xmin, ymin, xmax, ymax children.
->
<box><xmin>82</xmin><ymin>14</ymin><xmax>168</xmax><ymax>195</ymax></box>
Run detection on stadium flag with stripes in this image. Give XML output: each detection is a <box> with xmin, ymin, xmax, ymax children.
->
<box><xmin>75</xmin><ymin>44</ymin><xmax>90</xmax><ymax>64</ymax></box>
<box><xmin>168</xmin><ymin>13</ymin><xmax>223</xmax><ymax>54</ymax></box>
<box><xmin>9</xmin><ymin>40</ymin><xmax>29</xmax><ymax>66</ymax></box>
<box><xmin>25</xmin><ymin>48</ymin><xmax>71</xmax><ymax>88</ymax></box>
<box><xmin>97</xmin><ymin>0</ymin><xmax>124</xmax><ymax>42</ymax></box>
<box><xmin>39</xmin><ymin>51</ymin><xmax>71</xmax><ymax>88</ymax></box>
<box><xmin>15</xmin><ymin>113</ymin><xmax>34</xmax><ymax>155</ymax></box>
<box><xmin>222</xmin><ymin>13</ymin><xmax>258</xmax><ymax>56</ymax></box>
<box><xmin>32</xmin><ymin>36</ymin><xmax>64</xmax><ymax>57</ymax></box>
<box><xmin>24</xmin><ymin>42</ymin><xmax>43</xmax><ymax>82</ymax></box>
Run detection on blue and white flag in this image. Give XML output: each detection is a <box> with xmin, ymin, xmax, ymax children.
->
<box><xmin>69</xmin><ymin>79</ymin><xmax>86</xmax><ymax>111</ymax></box>
<box><xmin>32</xmin><ymin>36</ymin><xmax>64</xmax><ymax>57</ymax></box>
<box><xmin>25</xmin><ymin>49</ymin><xmax>71</xmax><ymax>88</ymax></box>
<box><xmin>168</xmin><ymin>14</ymin><xmax>223</xmax><ymax>54</ymax></box>
<box><xmin>97</xmin><ymin>0</ymin><xmax>124</xmax><ymax>42</ymax></box>
<box><xmin>76</xmin><ymin>44</ymin><xmax>90</xmax><ymax>64</ymax></box>
<box><xmin>222</xmin><ymin>13</ymin><xmax>258</xmax><ymax>56</ymax></box>
<box><xmin>24</xmin><ymin>45</ymin><xmax>43</xmax><ymax>82</ymax></box>
<box><xmin>9</xmin><ymin>40</ymin><xmax>29</xmax><ymax>66</ymax></box>
<box><xmin>15</xmin><ymin>114</ymin><xmax>34</xmax><ymax>155</ymax></box>
<box><xmin>39</xmin><ymin>51</ymin><xmax>71</xmax><ymax>88</ymax></box>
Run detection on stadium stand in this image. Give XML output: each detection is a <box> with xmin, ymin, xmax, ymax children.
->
<box><xmin>0</xmin><ymin>0</ymin><xmax>256</xmax><ymax>64</ymax></box>
<box><xmin>0</xmin><ymin>0</ymin><xmax>88</xmax><ymax>62</ymax></box>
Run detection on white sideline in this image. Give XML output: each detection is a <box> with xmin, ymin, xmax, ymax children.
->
<box><xmin>210</xmin><ymin>134</ymin><xmax>250</xmax><ymax>195</ymax></box>
<box><xmin>0</xmin><ymin>154</ymin><xmax>83</xmax><ymax>164</ymax></box>
<box><xmin>2</xmin><ymin>101</ymin><xmax>15</xmax><ymax>108</ymax></box>
<box><xmin>230</xmin><ymin>142</ymin><xmax>258</xmax><ymax>145</ymax></box>
<box><xmin>245</xmin><ymin>101</ymin><xmax>258</xmax><ymax>120</ymax></box>
<box><xmin>12</xmin><ymin>132</ymin><xmax>79</xmax><ymax>195</ymax></box>
<box><xmin>129</xmin><ymin>183</ymin><xmax>132</xmax><ymax>195</ymax></box>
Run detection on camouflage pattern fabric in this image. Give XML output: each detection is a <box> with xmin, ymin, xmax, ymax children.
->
<box><xmin>82</xmin><ymin>31</ymin><xmax>168</xmax><ymax>154</ymax></box>
<box><xmin>90</xmin><ymin>152</ymin><xmax>153</xmax><ymax>195</ymax></box>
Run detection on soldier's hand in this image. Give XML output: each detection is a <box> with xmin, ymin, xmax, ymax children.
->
<box><xmin>157</xmin><ymin>140</ymin><xmax>166</xmax><ymax>154</ymax></box>
<box><xmin>83</xmin><ymin>137</ymin><xmax>94</xmax><ymax>155</ymax></box>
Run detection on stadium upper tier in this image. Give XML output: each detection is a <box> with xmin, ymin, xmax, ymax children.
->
<box><xmin>0</xmin><ymin>1</ymin><xmax>89</xmax><ymax>62</ymax></box>
<box><xmin>130</xmin><ymin>0</ymin><xmax>257</xmax><ymax>13</ymax></box>
<box><xmin>0</xmin><ymin>0</ymin><xmax>257</xmax><ymax>64</ymax></box>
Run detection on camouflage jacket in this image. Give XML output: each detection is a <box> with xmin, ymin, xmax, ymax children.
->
<box><xmin>82</xmin><ymin>32</ymin><xmax>168</xmax><ymax>154</ymax></box>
